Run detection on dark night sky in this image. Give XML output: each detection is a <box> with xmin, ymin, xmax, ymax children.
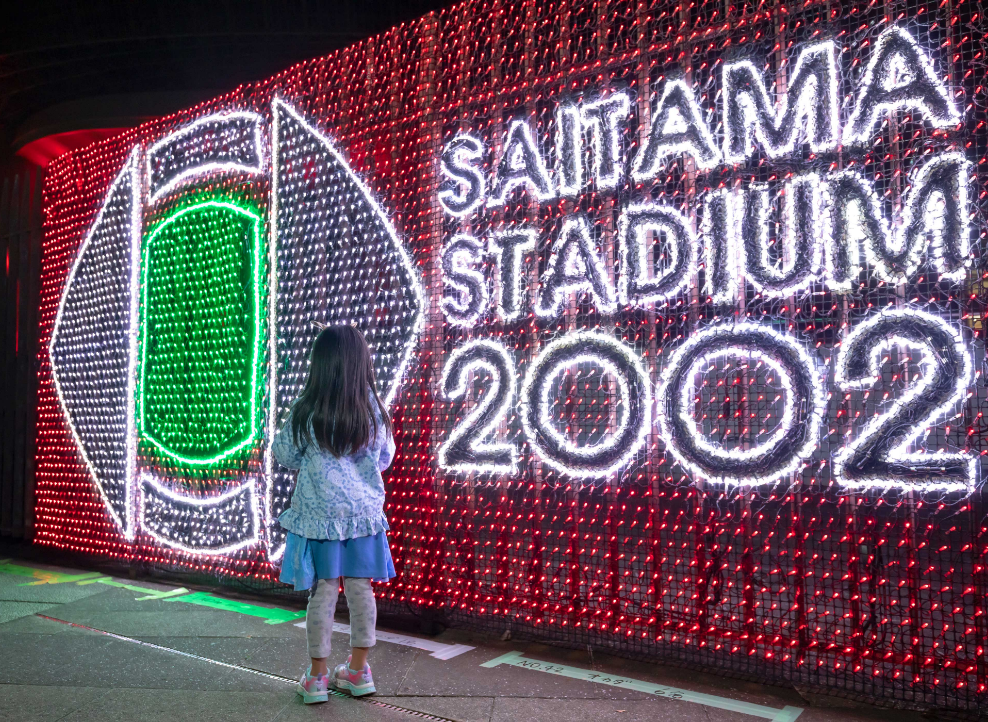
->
<box><xmin>0</xmin><ymin>0</ymin><xmax>456</xmax><ymax>159</ymax></box>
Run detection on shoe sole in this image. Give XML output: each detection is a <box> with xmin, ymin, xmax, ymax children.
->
<box><xmin>335</xmin><ymin>679</ymin><xmax>376</xmax><ymax>697</ymax></box>
<box><xmin>297</xmin><ymin>682</ymin><xmax>329</xmax><ymax>704</ymax></box>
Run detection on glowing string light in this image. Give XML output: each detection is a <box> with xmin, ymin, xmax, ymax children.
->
<box><xmin>889</xmin><ymin>151</ymin><xmax>971</xmax><ymax>283</ymax></box>
<box><xmin>489</xmin><ymin>228</ymin><xmax>537</xmax><ymax>323</ymax></box>
<box><xmin>521</xmin><ymin>331</ymin><xmax>650</xmax><ymax>478</ymax></box>
<box><xmin>657</xmin><ymin>323</ymin><xmax>825</xmax><ymax>487</ymax></box>
<box><xmin>441</xmin><ymin>234</ymin><xmax>489</xmax><ymax>327</ymax></box>
<box><xmin>631</xmin><ymin>79</ymin><xmax>721</xmax><ymax>180</ymax></box>
<box><xmin>555</xmin><ymin>104</ymin><xmax>583</xmax><ymax>197</ymax></box>
<box><xmin>139</xmin><ymin>473</ymin><xmax>261</xmax><ymax>555</ymax></box>
<box><xmin>266</xmin><ymin>97</ymin><xmax>424</xmax><ymax>561</ymax></box>
<box><xmin>843</xmin><ymin>26</ymin><xmax>961</xmax><ymax>145</ymax></box>
<box><xmin>137</xmin><ymin>200</ymin><xmax>263</xmax><ymax>466</ymax></box>
<box><xmin>821</xmin><ymin>169</ymin><xmax>885</xmax><ymax>293</ymax></box>
<box><xmin>721</xmin><ymin>40</ymin><xmax>839</xmax><ymax>163</ymax></box>
<box><xmin>833</xmin><ymin>308</ymin><xmax>975</xmax><ymax>492</ymax></box>
<box><xmin>146</xmin><ymin>112</ymin><xmax>265</xmax><ymax>203</ymax></box>
<box><xmin>488</xmin><ymin>118</ymin><xmax>556</xmax><ymax>207</ymax></box>
<box><xmin>438</xmin><ymin>339</ymin><xmax>518</xmax><ymax>474</ymax></box>
<box><xmin>737</xmin><ymin>174</ymin><xmax>823</xmax><ymax>298</ymax></box>
<box><xmin>702</xmin><ymin>188</ymin><xmax>740</xmax><ymax>305</ymax></box>
<box><xmin>49</xmin><ymin>146</ymin><xmax>142</xmax><ymax>540</ymax></box>
<box><xmin>438</xmin><ymin>133</ymin><xmax>487</xmax><ymax>217</ymax></box>
<box><xmin>580</xmin><ymin>91</ymin><xmax>631</xmax><ymax>190</ymax></box>
<box><xmin>617</xmin><ymin>202</ymin><xmax>696</xmax><ymax>307</ymax></box>
<box><xmin>536</xmin><ymin>215</ymin><xmax>616</xmax><ymax>319</ymax></box>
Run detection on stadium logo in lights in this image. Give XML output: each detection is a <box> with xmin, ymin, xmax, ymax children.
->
<box><xmin>48</xmin><ymin>25</ymin><xmax>978</xmax><ymax>558</ymax></box>
<box><xmin>49</xmin><ymin>99</ymin><xmax>424</xmax><ymax>556</ymax></box>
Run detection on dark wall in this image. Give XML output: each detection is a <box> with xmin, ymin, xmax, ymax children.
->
<box><xmin>0</xmin><ymin>163</ymin><xmax>43</xmax><ymax>540</ymax></box>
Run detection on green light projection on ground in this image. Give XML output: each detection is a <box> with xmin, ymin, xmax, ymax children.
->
<box><xmin>138</xmin><ymin>200</ymin><xmax>262</xmax><ymax>466</ymax></box>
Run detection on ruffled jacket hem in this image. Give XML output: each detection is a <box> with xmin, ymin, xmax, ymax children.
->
<box><xmin>277</xmin><ymin>508</ymin><xmax>390</xmax><ymax>541</ymax></box>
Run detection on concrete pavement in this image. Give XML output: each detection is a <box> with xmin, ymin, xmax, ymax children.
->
<box><xmin>0</xmin><ymin>552</ymin><xmax>929</xmax><ymax>722</ymax></box>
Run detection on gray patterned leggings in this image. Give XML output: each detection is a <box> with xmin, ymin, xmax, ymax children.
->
<box><xmin>307</xmin><ymin>577</ymin><xmax>377</xmax><ymax>659</ymax></box>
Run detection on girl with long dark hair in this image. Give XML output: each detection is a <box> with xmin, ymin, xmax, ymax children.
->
<box><xmin>273</xmin><ymin>325</ymin><xmax>396</xmax><ymax>703</ymax></box>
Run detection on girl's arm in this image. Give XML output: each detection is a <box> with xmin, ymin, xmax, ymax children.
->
<box><xmin>272</xmin><ymin>417</ymin><xmax>306</xmax><ymax>470</ymax></box>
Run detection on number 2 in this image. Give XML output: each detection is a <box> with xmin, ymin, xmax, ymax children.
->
<box><xmin>834</xmin><ymin>309</ymin><xmax>976</xmax><ymax>491</ymax></box>
<box><xmin>438</xmin><ymin>339</ymin><xmax>519</xmax><ymax>474</ymax></box>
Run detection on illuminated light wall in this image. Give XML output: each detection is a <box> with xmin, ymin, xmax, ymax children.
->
<box><xmin>33</xmin><ymin>0</ymin><xmax>988</xmax><ymax>713</ymax></box>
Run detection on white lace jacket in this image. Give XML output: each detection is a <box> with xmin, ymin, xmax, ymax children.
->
<box><xmin>273</xmin><ymin>409</ymin><xmax>396</xmax><ymax>541</ymax></box>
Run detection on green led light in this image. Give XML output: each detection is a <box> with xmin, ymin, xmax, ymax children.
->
<box><xmin>138</xmin><ymin>200</ymin><xmax>263</xmax><ymax>466</ymax></box>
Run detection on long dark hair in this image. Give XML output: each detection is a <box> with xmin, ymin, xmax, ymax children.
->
<box><xmin>290</xmin><ymin>325</ymin><xmax>391</xmax><ymax>457</ymax></box>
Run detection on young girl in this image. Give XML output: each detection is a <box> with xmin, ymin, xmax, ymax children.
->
<box><xmin>273</xmin><ymin>325</ymin><xmax>396</xmax><ymax>704</ymax></box>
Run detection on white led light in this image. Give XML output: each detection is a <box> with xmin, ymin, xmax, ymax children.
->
<box><xmin>438</xmin><ymin>133</ymin><xmax>487</xmax><ymax>217</ymax></box>
<box><xmin>722</xmin><ymin>40</ymin><xmax>839</xmax><ymax>163</ymax></box>
<box><xmin>489</xmin><ymin>228</ymin><xmax>537</xmax><ymax>323</ymax></box>
<box><xmin>269</xmin><ymin>97</ymin><xmax>424</xmax><ymax>407</ymax></box>
<box><xmin>843</xmin><ymin>26</ymin><xmax>961</xmax><ymax>146</ymax></box>
<box><xmin>617</xmin><ymin>202</ymin><xmax>696</xmax><ymax>307</ymax></box>
<box><xmin>438</xmin><ymin>339</ymin><xmax>519</xmax><ymax>474</ymax></box>
<box><xmin>680</xmin><ymin>348</ymin><xmax>795</xmax><ymax>462</ymax></box>
<box><xmin>146</xmin><ymin>111</ymin><xmax>265</xmax><ymax>203</ymax></box>
<box><xmin>821</xmin><ymin>169</ymin><xmax>884</xmax><ymax>292</ymax></box>
<box><xmin>737</xmin><ymin>174</ymin><xmax>823</xmax><ymax>298</ymax></box>
<box><xmin>266</xmin><ymin>103</ymin><xmax>286</xmax><ymax>562</ymax></box>
<box><xmin>824</xmin><ymin>154</ymin><xmax>971</xmax><ymax>287</ymax></box>
<box><xmin>580</xmin><ymin>91</ymin><xmax>631</xmax><ymax>190</ymax></box>
<box><xmin>891</xmin><ymin>151</ymin><xmax>971</xmax><ymax>283</ymax></box>
<box><xmin>657</xmin><ymin>322</ymin><xmax>825</xmax><ymax>487</ymax></box>
<box><xmin>124</xmin><ymin>148</ymin><xmax>142</xmax><ymax>541</ymax></box>
<box><xmin>701</xmin><ymin>188</ymin><xmax>740</xmax><ymax>305</ymax></box>
<box><xmin>441</xmin><ymin>234</ymin><xmax>489</xmax><ymax>327</ymax></box>
<box><xmin>139</xmin><ymin>473</ymin><xmax>261</xmax><ymax>556</ymax></box>
<box><xmin>833</xmin><ymin>308</ymin><xmax>975</xmax><ymax>492</ymax></box>
<box><xmin>521</xmin><ymin>331</ymin><xmax>651</xmax><ymax>478</ymax></box>
<box><xmin>266</xmin><ymin>97</ymin><xmax>425</xmax><ymax>561</ymax></box>
<box><xmin>555</xmin><ymin>104</ymin><xmax>584</xmax><ymax>197</ymax></box>
<box><xmin>536</xmin><ymin>215</ymin><xmax>616</xmax><ymax>319</ymax></box>
<box><xmin>50</xmin><ymin>146</ymin><xmax>142</xmax><ymax>541</ymax></box>
<box><xmin>631</xmin><ymin>79</ymin><xmax>721</xmax><ymax>180</ymax></box>
<box><xmin>487</xmin><ymin>118</ymin><xmax>556</xmax><ymax>207</ymax></box>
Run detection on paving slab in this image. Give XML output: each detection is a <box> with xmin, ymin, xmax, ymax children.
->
<box><xmin>48</xmin><ymin>607</ymin><xmax>298</xmax><ymax>639</ymax></box>
<box><xmin>273</xmin><ymin>695</ymin><xmax>417</xmax><ymax>722</ymax></box>
<box><xmin>37</xmin><ymin>585</ymin><xmax>194</xmax><ymax>613</ymax></box>
<box><xmin>376</xmin><ymin>696</ymin><xmax>495</xmax><ymax>722</ymax></box>
<box><xmin>491</xmin><ymin>696</ymin><xmax>721</xmax><ymax>722</ymax></box>
<box><xmin>0</xmin><ymin>612</ymin><xmax>89</xmax><ymax>635</ymax></box>
<box><xmin>0</xmin><ymin>632</ymin><xmax>284</xmax><ymax>693</ymax></box>
<box><xmin>133</xmin><ymin>636</ymin><xmax>280</xmax><ymax>668</ymax></box>
<box><xmin>392</xmin><ymin>645</ymin><xmax>652</xmax><ymax>700</ymax></box>
<box><xmin>0</xmin><ymin>575</ymin><xmax>110</xmax><ymax>605</ymax></box>
<box><xmin>57</xmin><ymin>688</ymin><xmax>296</xmax><ymax>722</ymax></box>
<box><xmin>0</xmin><ymin>554</ymin><xmax>945</xmax><ymax>722</ymax></box>
<box><xmin>0</xmin><ymin>684</ymin><xmax>110</xmax><ymax>722</ymax></box>
<box><xmin>0</xmin><ymin>601</ymin><xmax>58</xmax><ymax>625</ymax></box>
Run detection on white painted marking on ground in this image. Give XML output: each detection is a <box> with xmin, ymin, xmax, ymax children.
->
<box><xmin>293</xmin><ymin>620</ymin><xmax>474</xmax><ymax>660</ymax></box>
<box><xmin>481</xmin><ymin>651</ymin><xmax>803</xmax><ymax>721</ymax></box>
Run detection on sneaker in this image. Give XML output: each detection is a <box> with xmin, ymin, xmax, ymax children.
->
<box><xmin>297</xmin><ymin>666</ymin><xmax>330</xmax><ymax>704</ymax></box>
<box><xmin>332</xmin><ymin>655</ymin><xmax>376</xmax><ymax>696</ymax></box>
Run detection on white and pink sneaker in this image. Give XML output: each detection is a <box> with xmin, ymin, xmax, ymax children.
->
<box><xmin>332</xmin><ymin>656</ymin><xmax>376</xmax><ymax>696</ymax></box>
<box><xmin>297</xmin><ymin>666</ymin><xmax>330</xmax><ymax>704</ymax></box>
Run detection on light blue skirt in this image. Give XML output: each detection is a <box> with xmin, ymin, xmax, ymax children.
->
<box><xmin>279</xmin><ymin>531</ymin><xmax>396</xmax><ymax>591</ymax></box>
